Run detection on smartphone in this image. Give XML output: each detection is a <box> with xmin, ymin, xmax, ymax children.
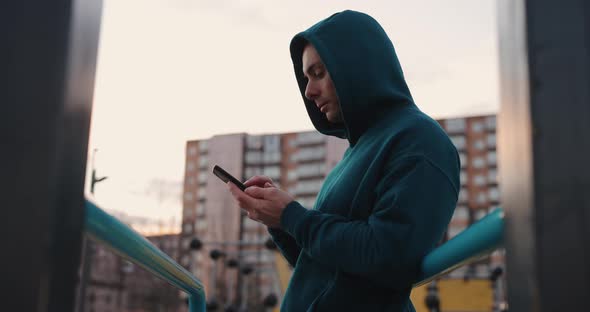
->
<box><xmin>212</xmin><ymin>165</ymin><xmax>246</xmax><ymax>191</ymax></box>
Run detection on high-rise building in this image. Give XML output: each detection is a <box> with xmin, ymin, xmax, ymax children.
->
<box><xmin>438</xmin><ymin>115</ymin><xmax>504</xmax><ymax>279</ymax></box>
<box><xmin>180</xmin><ymin>114</ymin><xmax>504</xmax><ymax>309</ymax></box>
<box><xmin>82</xmin><ymin>241</ymin><xmax>126</xmax><ymax>312</ymax></box>
<box><xmin>179</xmin><ymin>132</ymin><xmax>346</xmax><ymax>309</ymax></box>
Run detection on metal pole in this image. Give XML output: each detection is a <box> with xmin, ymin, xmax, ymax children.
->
<box><xmin>498</xmin><ymin>0</ymin><xmax>590</xmax><ymax>310</ymax></box>
<box><xmin>77</xmin><ymin>149</ymin><xmax>108</xmax><ymax>312</ymax></box>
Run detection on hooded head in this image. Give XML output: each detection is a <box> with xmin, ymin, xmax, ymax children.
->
<box><xmin>290</xmin><ymin>10</ymin><xmax>415</xmax><ymax>145</ymax></box>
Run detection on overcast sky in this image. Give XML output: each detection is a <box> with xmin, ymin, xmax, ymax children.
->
<box><xmin>86</xmin><ymin>0</ymin><xmax>499</xmax><ymax>226</ymax></box>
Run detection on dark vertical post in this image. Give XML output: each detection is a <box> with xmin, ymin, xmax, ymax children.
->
<box><xmin>498</xmin><ymin>0</ymin><xmax>590</xmax><ymax>310</ymax></box>
<box><xmin>0</xmin><ymin>0</ymin><xmax>102</xmax><ymax>310</ymax></box>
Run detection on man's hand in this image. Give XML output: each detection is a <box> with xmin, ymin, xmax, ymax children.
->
<box><xmin>244</xmin><ymin>175</ymin><xmax>276</xmax><ymax>188</ymax></box>
<box><xmin>227</xmin><ymin>181</ymin><xmax>294</xmax><ymax>229</ymax></box>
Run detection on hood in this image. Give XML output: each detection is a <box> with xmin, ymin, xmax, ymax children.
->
<box><xmin>290</xmin><ymin>10</ymin><xmax>415</xmax><ymax>145</ymax></box>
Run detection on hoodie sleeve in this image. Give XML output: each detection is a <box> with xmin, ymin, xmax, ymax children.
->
<box><xmin>279</xmin><ymin>155</ymin><xmax>458</xmax><ymax>290</ymax></box>
<box><xmin>267</xmin><ymin>227</ymin><xmax>301</xmax><ymax>267</ymax></box>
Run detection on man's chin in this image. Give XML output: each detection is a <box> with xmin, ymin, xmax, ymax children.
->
<box><xmin>326</xmin><ymin>114</ymin><xmax>343</xmax><ymax>124</ymax></box>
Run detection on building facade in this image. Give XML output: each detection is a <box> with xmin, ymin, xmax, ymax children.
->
<box><xmin>180</xmin><ymin>114</ymin><xmax>505</xmax><ymax>311</ymax></box>
<box><xmin>81</xmin><ymin>234</ymin><xmax>182</xmax><ymax>312</ymax></box>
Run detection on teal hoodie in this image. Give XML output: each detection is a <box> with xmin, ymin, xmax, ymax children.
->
<box><xmin>269</xmin><ymin>10</ymin><xmax>460</xmax><ymax>311</ymax></box>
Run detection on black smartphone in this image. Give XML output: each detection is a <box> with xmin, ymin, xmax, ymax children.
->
<box><xmin>212</xmin><ymin>165</ymin><xmax>246</xmax><ymax>191</ymax></box>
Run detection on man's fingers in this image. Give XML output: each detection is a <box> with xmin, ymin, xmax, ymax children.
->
<box><xmin>227</xmin><ymin>182</ymin><xmax>257</xmax><ymax>210</ymax></box>
<box><xmin>245</xmin><ymin>186</ymin><xmax>274</xmax><ymax>199</ymax></box>
<box><xmin>244</xmin><ymin>175</ymin><xmax>274</xmax><ymax>188</ymax></box>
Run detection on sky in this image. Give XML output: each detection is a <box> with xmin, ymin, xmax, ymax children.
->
<box><xmin>86</xmin><ymin>0</ymin><xmax>499</xmax><ymax>230</ymax></box>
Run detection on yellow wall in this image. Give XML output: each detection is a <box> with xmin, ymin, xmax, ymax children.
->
<box><xmin>274</xmin><ymin>252</ymin><xmax>493</xmax><ymax>312</ymax></box>
<box><xmin>411</xmin><ymin>279</ymin><xmax>493</xmax><ymax>312</ymax></box>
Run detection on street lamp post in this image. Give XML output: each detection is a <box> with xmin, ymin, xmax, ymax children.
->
<box><xmin>76</xmin><ymin>149</ymin><xmax>108</xmax><ymax>312</ymax></box>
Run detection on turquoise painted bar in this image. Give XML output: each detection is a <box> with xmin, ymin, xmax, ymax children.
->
<box><xmin>415</xmin><ymin>207</ymin><xmax>505</xmax><ymax>287</ymax></box>
<box><xmin>85</xmin><ymin>197</ymin><xmax>503</xmax><ymax>307</ymax></box>
<box><xmin>84</xmin><ymin>200</ymin><xmax>206</xmax><ymax>312</ymax></box>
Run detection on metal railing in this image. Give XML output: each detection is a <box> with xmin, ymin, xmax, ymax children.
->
<box><xmin>84</xmin><ymin>197</ymin><xmax>503</xmax><ymax>310</ymax></box>
<box><xmin>414</xmin><ymin>207</ymin><xmax>505</xmax><ymax>286</ymax></box>
<box><xmin>84</xmin><ymin>199</ymin><xmax>206</xmax><ymax>312</ymax></box>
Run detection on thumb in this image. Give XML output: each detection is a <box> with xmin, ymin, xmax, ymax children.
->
<box><xmin>264</xmin><ymin>182</ymin><xmax>273</xmax><ymax>188</ymax></box>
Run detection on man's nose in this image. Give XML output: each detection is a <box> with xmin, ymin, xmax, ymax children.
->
<box><xmin>305</xmin><ymin>81</ymin><xmax>319</xmax><ymax>100</ymax></box>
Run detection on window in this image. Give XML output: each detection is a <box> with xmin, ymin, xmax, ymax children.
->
<box><xmin>186</xmin><ymin>162</ymin><xmax>195</xmax><ymax>172</ymax></box>
<box><xmin>294</xmin><ymin>179</ymin><xmax>323</xmax><ymax>195</ymax></box>
<box><xmin>459</xmin><ymin>153</ymin><xmax>467</xmax><ymax>168</ymax></box>
<box><xmin>450</xmin><ymin>136</ymin><xmax>466</xmax><ymax>150</ymax></box>
<box><xmin>296</xmin><ymin>163</ymin><xmax>325</xmax><ymax>178</ymax></box>
<box><xmin>473</xmin><ymin>174</ymin><xmax>486</xmax><ymax>186</ymax></box>
<box><xmin>488</xmin><ymin>169</ymin><xmax>498</xmax><ymax>184</ymax></box>
<box><xmin>198</xmin><ymin>155</ymin><xmax>208</xmax><ymax>168</ymax></box>
<box><xmin>487</xmin><ymin>151</ymin><xmax>497</xmax><ymax>166</ymax></box>
<box><xmin>243</xmin><ymin>217</ymin><xmax>259</xmax><ymax>229</ymax></box>
<box><xmin>459</xmin><ymin>188</ymin><xmax>469</xmax><ymax>203</ymax></box>
<box><xmin>296</xmin><ymin>131</ymin><xmax>324</xmax><ymax>145</ymax></box>
<box><xmin>246</xmin><ymin>135</ymin><xmax>263</xmax><ymax>149</ymax></box>
<box><xmin>473</xmin><ymin>139</ymin><xmax>486</xmax><ymax>150</ymax></box>
<box><xmin>287</xmin><ymin>169</ymin><xmax>297</xmax><ymax>181</ymax></box>
<box><xmin>472</xmin><ymin>157</ymin><xmax>486</xmax><ymax>168</ymax></box>
<box><xmin>183</xmin><ymin>223</ymin><xmax>193</xmax><ymax>234</ymax></box>
<box><xmin>243</xmin><ymin>232</ymin><xmax>256</xmax><ymax>243</ymax></box>
<box><xmin>188</xmin><ymin>146</ymin><xmax>198</xmax><ymax>156</ymax></box>
<box><xmin>293</xmin><ymin>147</ymin><xmax>325</xmax><ymax>162</ymax></box>
<box><xmin>460</xmin><ymin>171</ymin><xmax>467</xmax><ymax>185</ymax></box>
<box><xmin>263</xmin><ymin>135</ymin><xmax>281</xmax><ymax>152</ymax></box>
<box><xmin>196</xmin><ymin>203</ymin><xmax>205</xmax><ymax>216</ymax></box>
<box><xmin>452</xmin><ymin>206</ymin><xmax>469</xmax><ymax>221</ymax></box>
<box><xmin>245</xmin><ymin>151</ymin><xmax>262</xmax><ymax>164</ymax></box>
<box><xmin>260</xmin><ymin>251</ymin><xmax>273</xmax><ymax>263</ymax></box>
<box><xmin>263</xmin><ymin>166</ymin><xmax>281</xmax><ymax>179</ymax></box>
<box><xmin>198</xmin><ymin>171</ymin><xmax>207</xmax><ymax>184</ymax></box>
<box><xmin>186</xmin><ymin>177</ymin><xmax>195</xmax><ymax>185</ymax></box>
<box><xmin>487</xmin><ymin>133</ymin><xmax>496</xmax><ymax>147</ymax></box>
<box><xmin>184</xmin><ymin>192</ymin><xmax>193</xmax><ymax>201</ymax></box>
<box><xmin>445</xmin><ymin>118</ymin><xmax>466</xmax><ymax>133</ymax></box>
<box><xmin>485</xmin><ymin>116</ymin><xmax>497</xmax><ymax>131</ymax></box>
<box><xmin>197</xmin><ymin>188</ymin><xmax>206</xmax><ymax>200</ymax></box>
<box><xmin>199</xmin><ymin>140</ymin><xmax>208</xmax><ymax>153</ymax></box>
<box><xmin>195</xmin><ymin>219</ymin><xmax>207</xmax><ymax>231</ymax></box>
<box><xmin>476</xmin><ymin>192</ymin><xmax>487</xmax><ymax>204</ymax></box>
<box><xmin>263</xmin><ymin>151</ymin><xmax>281</xmax><ymax>164</ymax></box>
<box><xmin>182</xmin><ymin>237</ymin><xmax>191</xmax><ymax>249</ymax></box>
<box><xmin>476</xmin><ymin>264</ymin><xmax>489</xmax><ymax>278</ymax></box>
<box><xmin>471</xmin><ymin>121</ymin><xmax>484</xmax><ymax>133</ymax></box>
<box><xmin>245</xmin><ymin>166</ymin><xmax>263</xmax><ymax>179</ymax></box>
<box><xmin>488</xmin><ymin>187</ymin><xmax>500</xmax><ymax>202</ymax></box>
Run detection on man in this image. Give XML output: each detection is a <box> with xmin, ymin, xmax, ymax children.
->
<box><xmin>228</xmin><ymin>10</ymin><xmax>460</xmax><ymax>311</ymax></box>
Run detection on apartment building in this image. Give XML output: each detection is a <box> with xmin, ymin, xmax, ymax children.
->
<box><xmin>180</xmin><ymin>114</ymin><xmax>503</xmax><ymax>309</ymax></box>
<box><xmin>82</xmin><ymin>234</ymin><xmax>182</xmax><ymax>312</ymax></box>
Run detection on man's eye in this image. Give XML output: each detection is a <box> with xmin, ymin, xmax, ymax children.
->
<box><xmin>312</xmin><ymin>70</ymin><xmax>325</xmax><ymax>78</ymax></box>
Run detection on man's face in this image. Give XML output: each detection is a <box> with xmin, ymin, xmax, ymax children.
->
<box><xmin>302</xmin><ymin>44</ymin><xmax>343</xmax><ymax>123</ymax></box>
